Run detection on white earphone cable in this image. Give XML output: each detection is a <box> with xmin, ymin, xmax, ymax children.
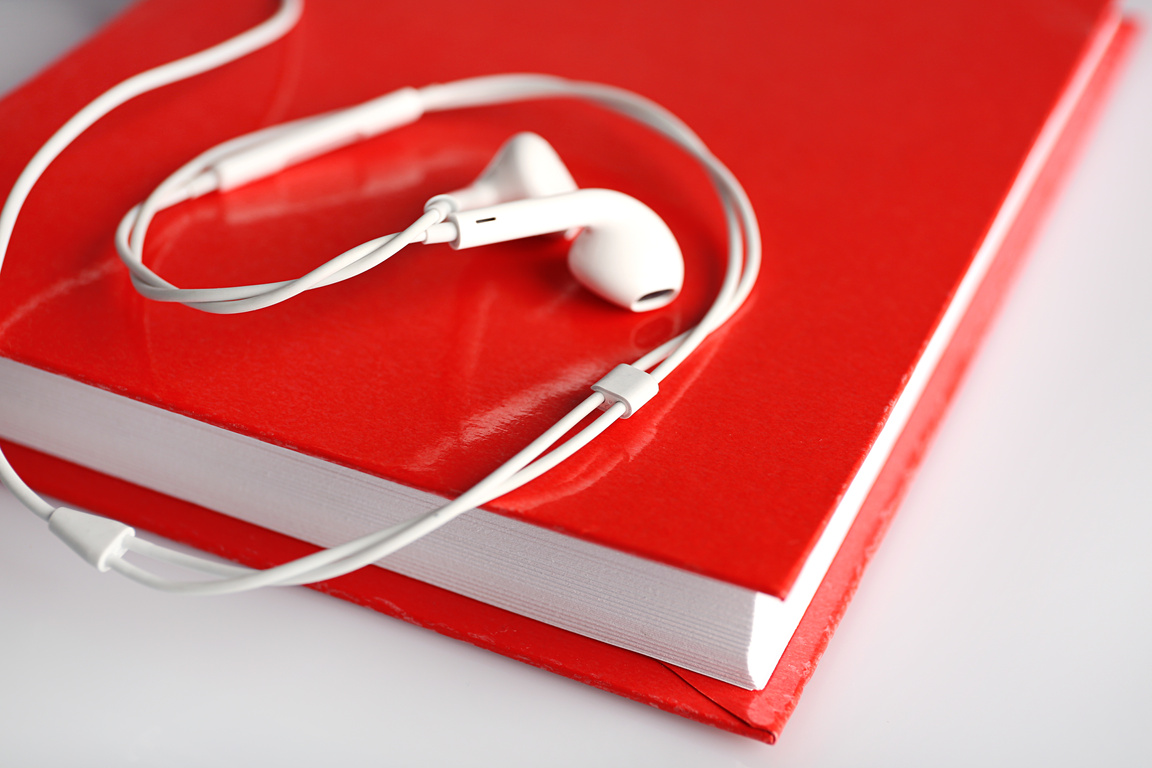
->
<box><xmin>0</xmin><ymin>0</ymin><xmax>304</xmax><ymax>522</ymax></box>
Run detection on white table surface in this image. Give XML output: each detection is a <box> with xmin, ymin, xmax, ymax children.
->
<box><xmin>2</xmin><ymin>2</ymin><xmax>1150</xmax><ymax>765</ymax></box>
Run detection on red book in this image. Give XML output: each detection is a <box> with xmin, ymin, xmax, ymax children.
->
<box><xmin>0</xmin><ymin>0</ymin><xmax>1131</xmax><ymax>742</ymax></box>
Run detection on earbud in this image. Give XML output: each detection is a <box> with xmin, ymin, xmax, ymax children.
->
<box><xmin>424</xmin><ymin>188</ymin><xmax>683</xmax><ymax>312</ymax></box>
<box><xmin>423</xmin><ymin>136</ymin><xmax>684</xmax><ymax>312</ymax></box>
<box><xmin>426</xmin><ymin>132</ymin><xmax>579</xmax><ymax>212</ymax></box>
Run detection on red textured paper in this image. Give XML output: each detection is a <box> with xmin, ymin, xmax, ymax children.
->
<box><xmin>0</xmin><ymin>0</ymin><xmax>1130</xmax><ymax>742</ymax></box>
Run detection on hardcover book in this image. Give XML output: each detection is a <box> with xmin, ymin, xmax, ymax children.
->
<box><xmin>0</xmin><ymin>0</ymin><xmax>1131</xmax><ymax>742</ymax></box>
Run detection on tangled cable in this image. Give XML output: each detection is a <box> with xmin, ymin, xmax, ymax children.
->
<box><xmin>0</xmin><ymin>0</ymin><xmax>760</xmax><ymax>594</ymax></box>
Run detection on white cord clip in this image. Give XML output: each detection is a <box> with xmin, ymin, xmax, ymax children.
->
<box><xmin>591</xmin><ymin>364</ymin><xmax>658</xmax><ymax>418</ymax></box>
<box><xmin>48</xmin><ymin>507</ymin><xmax>134</xmax><ymax>572</ymax></box>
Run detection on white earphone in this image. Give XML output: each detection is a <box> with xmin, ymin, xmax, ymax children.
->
<box><xmin>426</xmin><ymin>185</ymin><xmax>684</xmax><ymax>313</ymax></box>
<box><xmin>423</xmin><ymin>133</ymin><xmax>684</xmax><ymax>312</ymax></box>
<box><xmin>0</xmin><ymin>0</ymin><xmax>760</xmax><ymax>594</ymax></box>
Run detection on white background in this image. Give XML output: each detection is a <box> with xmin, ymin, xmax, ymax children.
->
<box><xmin>1</xmin><ymin>1</ymin><xmax>1150</xmax><ymax>765</ymax></box>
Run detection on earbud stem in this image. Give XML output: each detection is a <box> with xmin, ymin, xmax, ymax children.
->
<box><xmin>446</xmin><ymin>190</ymin><xmax>603</xmax><ymax>248</ymax></box>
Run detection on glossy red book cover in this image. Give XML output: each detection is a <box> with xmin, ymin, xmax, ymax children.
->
<box><xmin>0</xmin><ymin>0</ymin><xmax>1128</xmax><ymax>742</ymax></box>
